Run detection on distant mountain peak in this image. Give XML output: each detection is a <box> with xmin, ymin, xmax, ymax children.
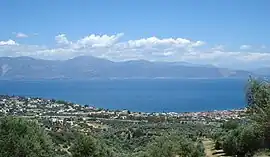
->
<box><xmin>68</xmin><ymin>55</ymin><xmax>114</xmax><ymax>63</ymax></box>
<box><xmin>70</xmin><ymin>55</ymin><xmax>97</xmax><ymax>60</ymax></box>
<box><xmin>125</xmin><ymin>59</ymin><xmax>152</xmax><ymax>64</ymax></box>
<box><xmin>14</xmin><ymin>56</ymin><xmax>37</xmax><ymax>60</ymax></box>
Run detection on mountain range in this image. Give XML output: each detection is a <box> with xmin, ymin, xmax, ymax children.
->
<box><xmin>0</xmin><ymin>56</ymin><xmax>262</xmax><ymax>80</ymax></box>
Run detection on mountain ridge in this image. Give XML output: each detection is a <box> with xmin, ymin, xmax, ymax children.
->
<box><xmin>0</xmin><ymin>56</ymin><xmax>255</xmax><ymax>80</ymax></box>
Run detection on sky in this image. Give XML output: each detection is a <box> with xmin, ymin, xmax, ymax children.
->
<box><xmin>0</xmin><ymin>0</ymin><xmax>270</xmax><ymax>69</ymax></box>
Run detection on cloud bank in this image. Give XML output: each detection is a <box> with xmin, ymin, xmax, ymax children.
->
<box><xmin>0</xmin><ymin>33</ymin><xmax>269</xmax><ymax>69</ymax></box>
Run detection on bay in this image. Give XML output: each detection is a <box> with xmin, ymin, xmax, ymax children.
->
<box><xmin>0</xmin><ymin>78</ymin><xmax>247</xmax><ymax>112</ymax></box>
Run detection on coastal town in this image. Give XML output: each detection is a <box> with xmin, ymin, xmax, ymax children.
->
<box><xmin>0</xmin><ymin>95</ymin><xmax>246</xmax><ymax>131</ymax></box>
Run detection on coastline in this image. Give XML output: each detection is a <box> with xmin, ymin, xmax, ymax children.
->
<box><xmin>0</xmin><ymin>95</ymin><xmax>247</xmax><ymax>122</ymax></box>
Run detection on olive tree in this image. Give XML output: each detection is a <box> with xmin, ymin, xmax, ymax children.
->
<box><xmin>222</xmin><ymin>124</ymin><xmax>263</xmax><ymax>156</ymax></box>
<box><xmin>0</xmin><ymin>116</ymin><xmax>55</xmax><ymax>157</ymax></box>
<box><xmin>70</xmin><ymin>133</ymin><xmax>113</xmax><ymax>157</ymax></box>
<box><xmin>142</xmin><ymin>134</ymin><xmax>205</xmax><ymax>157</ymax></box>
<box><xmin>246</xmin><ymin>77</ymin><xmax>270</xmax><ymax>146</ymax></box>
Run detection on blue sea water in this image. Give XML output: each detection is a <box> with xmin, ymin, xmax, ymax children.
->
<box><xmin>0</xmin><ymin>79</ymin><xmax>247</xmax><ymax>112</ymax></box>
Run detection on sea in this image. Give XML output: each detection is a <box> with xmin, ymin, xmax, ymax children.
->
<box><xmin>0</xmin><ymin>78</ymin><xmax>248</xmax><ymax>113</ymax></box>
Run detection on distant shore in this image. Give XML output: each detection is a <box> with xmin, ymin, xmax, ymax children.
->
<box><xmin>0</xmin><ymin>94</ymin><xmax>245</xmax><ymax>113</ymax></box>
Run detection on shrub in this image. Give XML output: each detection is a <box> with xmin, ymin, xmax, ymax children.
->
<box><xmin>222</xmin><ymin>125</ymin><xmax>263</xmax><ymax>156</ymax></box>
<box><xmin>142</xmin><ymin>134</ymin><xmax>205</xmax><ymax>157</ymax></box>
<box><xmin>70</xmin><ymin>133</ymin><xmax>113</xmax><ymax>157</ymax></box>
<box><xmin>0</xmin><ymin>116</ymin><xmax>55</xmax><ymax>157</ymax></box>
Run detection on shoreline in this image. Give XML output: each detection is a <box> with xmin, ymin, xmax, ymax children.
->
<box><xmin>0</xmin><ymin>94</ymin><xmax>245</xmax><ymax>114</ymax></box>
<box><xmin>0</xmin><ymin>95</ymin><xmax>246</xmax><ymax>122</ymax></box>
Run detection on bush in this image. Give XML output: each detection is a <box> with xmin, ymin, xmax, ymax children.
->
<box><xmin>222</xmin><ymin>120</ymin><xmax>239</xmax><ymax>130</ymax></box>
<box><xmin>70</xmin><ymin>133</ymin><xmax>113</xmax><ymax>157</ymax></box>
<box><xmin>222</xmin><ymin>129</ymin><xmax>238</xmax><ymax>155</ymax></box>
<box><xmin>222</xmin><ymin>124</ymin><xmax>263</xmax><ymax>156</ymax></box>
<box><xmin>142</xmin><ymin>134</ymin><xmax>205</xmax><ymax>157</ymax></box>
<box><xmin>0</xmin><ymin>116</ymin><xmax>55</xmax><ymax>157</ymax></box>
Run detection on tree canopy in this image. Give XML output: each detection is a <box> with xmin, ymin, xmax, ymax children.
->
<box><xmin>246</xmin><ymin>78</ymin><xmax>270</xmax><ymax>146</ymax></box>
<box><xmin>0</xmin><ymin>116</ymin><xmax>55</xmax><ymax>157</ymax></box>
<box><xmin>213</xmin><ymin>77</ymin><xmax>270</xmax><ymax>156</ymax></box>
<box><xmin>70</xmin><ymin>133</ymin><xmax>113</xmax><ymax>157</ymax></box>
<box><xmin>141</xmin><ymin>134</ymin><xmax>205</xmax><ymax>157</ymax></box>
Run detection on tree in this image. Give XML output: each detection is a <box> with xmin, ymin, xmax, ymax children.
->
<box><xmin>222</xmin><ymin>124</ymin><xmax>263</xmax><ymax>156</ymax></box>
<box><xmin>216</xmin><ymin>78</ymin><xmax>270</xmax><ymax>156</ymax></box>
<box><xmin>0</xmin><ymin>116</ymin><xmax>55</xmax><ymax>157</ymax></box>
<box><xmin>142</xmin><ymin>134</ymin><xmax>205</xmax><ymax>157</ymax></box>
<box><xmin>144</xmin><ymin>136</ymin><xmax>175</xmax><ymax>157</ymax></box>
<box><xmin>238</xmin><ymin>124</ymin><xmax>263</xmax><ymax>155</ymax></box>
<box><xmin>211</xmin><ymin>128</ymin><xmax>225</xmax><ymax>150</ymax></box>
<box><xmin>245</xmin><ymin>77</ymin><xmax>270</xmax><ymax>146</ymax></box>
<box><xmin>246</xmin><ymin>78</ymin><xmax>270</xmax><ymax>115</ymax></box>
<box><xmin>70</xmin><ymin>134</ymin><xmax>113</xmax><ymax>157</ymax></box>
<box><xmin>222</xmin><ymin>120</ymin><xmax>239</xmax><ymax>130</ymax></box>
<box><xmin>222</xmin><ymin>129</ymin><xmax>238</xmax><ymax>155</ymax></box>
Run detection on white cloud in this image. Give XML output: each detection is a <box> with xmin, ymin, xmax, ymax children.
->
<box><xmin>55</xmin><ymin>33</ymin><xmax>124</xmax><ymax>49</ymax></box>
<box><xmin>17</xmin><ymin>33</ymin><xmax>28</xmax><ymax>38</ymax></box>
<box><xmin>55</xmin><ymin>34</ymin><xmax>70</xmax><ymax>45</ymax></box>
<box><xmin>75</xmin><ymin>33</ymin><xmax>124</xmax><ymax>48</ymax></box>
<box><xmin>12</xmin><ymin>32</ymin><xmax>28</xmax><ymax>38</ymax></box>
<box><xmin>240</xmin><ymin>45</ymin><xmax>252</xmax><ymax>50</ymax></box>
<box><xmin>212</xmin><ymin>45</ymin><xmax>224</xmax><ymax>51</ymax></box>
<box><xmin>123</xmin><ymin>37</ymin><xmax>204</xmax><ymax>49</ymax></box>
<box><xmin>0</xmin><ymin>33</ymin><xmax>270</xmax><ymax>69</ymax></box>
<box><xmin>0</xmin><ymin>40</ymin><xmax>18</xmax><ymax>46</ymax></box>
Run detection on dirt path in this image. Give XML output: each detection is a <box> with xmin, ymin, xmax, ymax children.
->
<box><xmin>202</xmin><ymin>140</ymin><xmax>227</xmax><ymax>157</ymax></box>
<box><xmin>202</xmin><ymin>139</ymin><xmax>270</xmax><ymax>157</ymax></box>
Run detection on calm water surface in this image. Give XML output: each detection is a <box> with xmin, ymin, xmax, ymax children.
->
<box><xmin>0</xmin><ymin>79</ymin><xmax>247</xmax><ymax>112</ymax></box>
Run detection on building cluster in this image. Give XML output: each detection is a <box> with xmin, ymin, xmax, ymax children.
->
<box><xmin>0</xmin><ymin>95</ymin><xmax>246</xmax><ymax>128</ymax></box>
<box><xmin>175</xmin><ymin>109</ymin><xmax>246</xmax><ymax>121</ymax></box>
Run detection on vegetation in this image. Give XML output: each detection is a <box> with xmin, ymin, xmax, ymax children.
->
<box><xmin>141</xmin><ymin>134</ymin><xmax>205</xmax><ymax>157</ymax></box>
<box><xmin>70</xmin><ymin>134</ymin><xmax>113</xmax><ymax>157</ymax></box>
<box><xmin>211</xmin><ymin>77</ymin><xmax>270</xmax><ymax>156</ymax></box>
<box><xmin>3</xmin><ymin>77</ymin><xmax>270</xmax><ymax>156</ymax></box>
<box><xmin>0</xmin><ymin>117</ymin><xmax>55</xmax><ymax>157</ymax></box>
<box><xmin>0</xmin><ymin>115</ymin><xmax>208</xmax><ymax>157</ymax></box>
<box><xmin>222</xmin><ymin>124</ymin><xmax>263</xmax><ymax>156</ymax></box>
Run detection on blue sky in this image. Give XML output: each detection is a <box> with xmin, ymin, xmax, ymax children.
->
<box><xmin>0</xmin><ymin>0</ymin><xmax>270</xmax><ymax>69</ymax></box>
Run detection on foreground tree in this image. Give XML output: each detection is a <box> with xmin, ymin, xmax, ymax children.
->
<box><xmin>246</xmin><ymin>77</ymin><xmax>270</xmax><ymax>146</ymax></box>
<box><xmin>142</xmin><ymin>134</ymin><xmax>205</xmax><ymax>157</ymax></box>
<box><xmin>211</xmin><ymin>78</ymin><xmax>270</xmax><ymax>156</ymax></box>
<box><xmin>70</xmin><ymin>133</ymin><xmax>113</xmax><ymax>157</ymax></box>
<box><xmin>222</xmin><ymin>124</ymin><xmax>263</xmax><ymax>156</ymax></box>
<box><xmin>0</xmin><ymin>116</ymin><xmax>55</xmax><ymax>157</ymax></box>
